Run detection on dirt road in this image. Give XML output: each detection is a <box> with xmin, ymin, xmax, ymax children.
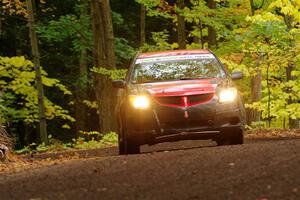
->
<box><xmin>1</xmin><ymin>138</ymin><xmax>300</xmax><ymax>200</ymax></box>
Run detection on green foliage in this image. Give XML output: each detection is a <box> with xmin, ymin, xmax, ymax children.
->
<box><xmin>73</xmin><ymin>132</ymin><xmax>118</xmax><ymax>149</ymax></box>
<box><xmin>100</xmin><ymin>132</ymin><xmax>118</xmax><ymax>146</ymax></box>
<box><xmin>91</xmin><ymin>67</ymin><xmax>127</xmax><ymax>80</ymax></box>
<box><xmin>238</xmin><ymin>0</ymin><xmax>300</xmax><ymax>127</ymax></box>
<box><xmin>136</xmin><ymin>0</ymin><xmax>174</xmax><ymax>19</ymax></box>
<box><xmin>37</xmin><ymin>7</ymin><xmax>136</xmax><ymax>64</ymax></box>
<box><xmin>82</xmin><ymin>100</ymin><xmax>98</xmax><ymax>110</ymax></box>
<box><xmin>37</xmin><ymin>13</ymin><xmax>93</xmax><ymax>52</ymax></box>
<box><xmin>14</xmin><ymin>132</ymin><xmax>118</xmax><ymax>154</ymax></box>
<box><xmin>140</xmin><ymin>30</ymin><xmax>178</xmax><ymax>52</ymax></box>
<box><xmin>0</xmin><ymin>56</ymin><xmax>75</xmax><ymax>126</ymax></box>
<box><xmin>115</xmin><ymin>38</ymin><xmax>137</xmax><ymax>63</ymax></box>
<box><xmin>14</xmin><ymin>146</ymin><xmax>31</xmax><ymax>155</ymax></box>
<box><xmin>248</xmin><ymin>121</ymin><xmax>268</xmax><ymax>130</ymax></box>
<box><xmin>182</xmin><ymin>0</ymin><xmax>249</xmax><ymax>47</ymax></box>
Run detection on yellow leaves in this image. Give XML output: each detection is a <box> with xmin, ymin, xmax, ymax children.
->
<box><xmin>0</xmin><ymin>56</ymin><xmax>33</xmax><ymax>71</ymax></box>
<box><xmin>1</xmin><ymin>0</ymin><xmax>27</xmax><ymax>16</ymax></box>
<box><xmin>269</xmin><ymin>0</ymin><xmax>283</xmax><ymax>9</ymax></box>
<box><xmin>62</xmin><ymin>124</ymin><xmax>71</xmax><ymax>129</ymax></box>
<box><xmin>220</xmin><ymin>58</ymin><xmax>250</xmax><ymax>77</ymax></box>
<box><xmin>9</xmin><ymin>56</ymin><xmax>26</xmax><ymax>68</ymax></box>
<box><xmin>0</xmin><ymin>57</ymin><xmax>12</xmax><ymax>66</ymax></box>
<box><xmin>0</xmin><ymin>80</ymin><xmax>7</xmax><ymax>86</ymax></box>
<box><xmin>1</xmin><ymin>0</ymin><xmax>46</xmax><ymax>16</ymax></box>
<box><xmin>269</xmin><ymin>0</ymin><xmax>300</xmax><ymax>24</ymax></box>
<box><xmin>291</xmin><ymin>71</ymin><xmax>300</xmax><ymax>77</ymax></box>
<box><xmin>281</xmin><ymin>6</ymin><xmax>297</xmax><ymax>16</ymax></box>
<box><xmin>42</xmin><ymin>77</ymin><xmax>59</xmax><ymax>87</ymax></box>
<box><xmin>246</xmin><ymin>12</ymin><xmax>282</xmax><ymax>23</ymax></box>
<box><xmin>247</xmin><ymin>0</ymin><xmax>300</xmax><ymax>29</ymax></box>
<box><xmin>82</xmin><ymin>100</ymin><xmax>98</xmax><ymax>109</ymax></box>
<box><xmin>54</xmin><ymin>83</ymin><xmax>72</xmax><ymax>95</ymax></box>
<box><xmin>0</xmin><ymin>56</ymin><xmax>74</xmax><ymax>126</ymax></box>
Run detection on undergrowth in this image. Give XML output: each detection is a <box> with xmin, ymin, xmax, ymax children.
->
<box><xmin>15</xmin><ymin>131</ymin><xmax>118</xmax><ymax>154</ymax></box>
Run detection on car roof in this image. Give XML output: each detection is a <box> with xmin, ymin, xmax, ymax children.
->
<box><xmin>138</xmin><ymin>49</ymin><xmax>212</xmax><ymax>59</ymax></box>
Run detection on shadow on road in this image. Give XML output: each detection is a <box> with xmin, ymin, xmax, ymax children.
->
<box><xmin>141</xmin><ymin>139</ymin><xmax>217</xmax><ymax>154</ymax></box>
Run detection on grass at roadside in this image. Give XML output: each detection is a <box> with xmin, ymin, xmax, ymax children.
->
<box><xmin>14</xmin><ymin>131</ymin><xmax>118</xmax><ymax>155</ymax></box>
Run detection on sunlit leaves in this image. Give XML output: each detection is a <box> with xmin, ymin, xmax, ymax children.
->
<box><xmin>1</xmin><ymin>0</ymin><xmax>26</xmax><ymax>16</ymax></box>
<box><xmin>140</xmin><ymin>30</ymin><xmax>178</xmax><ymax>52</ymax></box>
<box><xmin>1</xmin><ymin>0</ymin><xmax>47</xmax><ymax>16</ymax></box>
<box><xmin>241</xmin><ymin>0</ymin><xmax>300</xmax><ymax>126</ymax></box>
<box><xmin>136</xmin><ymin>0</ymin><xmax>174</xmax><ymax>19</ymax></box>
<box><xmin>0</xmin><ymin>56</ymin><xmax>75</xmax><ymax>125</ymax></box>
<box><xmin>90</xmin><ymin>67</ymin><xmax>127</xmax><ymax>80</ymax></box>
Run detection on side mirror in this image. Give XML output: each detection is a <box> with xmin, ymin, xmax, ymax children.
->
<box><xmin>231</xmin><ymin>71</ymin><xmax>243</xmax><ymax>80</ymax></box>
<box><xmin>112</xmin><ymin>80</ymin><xmax>126</xmax><ymax>88</ymax></box>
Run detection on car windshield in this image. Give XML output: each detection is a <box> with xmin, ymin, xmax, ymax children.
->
<box><xmin>132</xmin><ymin>55</ymin><xmax>225</xmax><ymax>84</ymax></box>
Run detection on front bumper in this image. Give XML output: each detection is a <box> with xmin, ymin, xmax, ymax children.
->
<box><xmin>123</xmin><ymin>99</ymin><xmax>244</xmax><ymax>145</ymax></box>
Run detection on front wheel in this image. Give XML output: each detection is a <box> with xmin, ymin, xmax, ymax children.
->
<box><xmin>118</xmin><ymin>132</ymin><xmax>140</xmax><ymax>155</ymax></box>
<box><xmin>118</xmin><ymin>134</ymin><xmax>126</xmax><ymax>155</ymax></box>
<box><xmin>216</xmin><ymin>129</ymin><xmax>244</xmax><ymax>146</ymax></box>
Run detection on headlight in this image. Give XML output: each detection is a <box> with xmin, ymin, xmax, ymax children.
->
<box><xmin>129</xmin><ymin>95</ymin><xmax>150</xmax><ymax>109</ymax></box>
<box><xmin>219</xmin><ymin>88</ymin><xmax>237</xmax><ymax>103</ymax></box>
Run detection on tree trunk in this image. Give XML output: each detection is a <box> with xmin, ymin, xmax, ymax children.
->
<box><xmin>75</xmin><ymin>48</ymin><xmax>88</xmax><ymax>133</ymax></box>
<box><xmin>206</xmin><ymin>0</ymin><xmax>217</xmax><ymax>47</ymax></box>
<box><xmin>249</xmin><ymin>0</ymin><xmax>255</xmax><ymax>16</ymax></box>
<box><xmin>91</xmin><ymin>0</ymin><xmax>117</xmax><ymax>134</ymax></box>
<box><xmin>0</xmin><ymin>124</ymin><xmax>11</xmax><ymax>150</ymax></box>
<box><xmin>140</xmin><ymin>4</ymin><xmax>146</xmax><ymax>46</ymax></box>
<box><xmin>200</xmin><ymin>19</ymin><xmax>204</xmax><ymax>48</ymax></box>
<box><xmin>246</xmin><ymin>1</ymin><xmax>262</xmax><ymax>126</ymax></box>
<box><xmin>15</xmin><ymin>26</ymin><xmax>23</xmax><ymax>56</ymax></box>
<box><xmin>246</xmin><ymin>54</ymin><xmax>262</xmax><ymax>125</ymax></box>
<box><xmin>0</xmin><ymin>124</ymin><xmax>10</xmax><ymax>162</ymax></box>
<box><xmin>177</xmin><ymin>0</ymin><xmax>186</xmax><ymax>49</ymax></box>
<box><xmin>26</xmin><ymin>0</ymin><xmax>48</xmax><ymax>144</ymax></box>
<box><xmin>75</xmin><ymin>0</ymin><xmax>89</xmax><ymax>134</ymax></box>
<box><xmin>286</xmin><ymin>64</ymin><xmax>299</xmax><ymax>128</ymax></box>
<box><xmin>0</xmin><ymin>17</ymin><xmax>3</xmax><ymax>37</ymax></box>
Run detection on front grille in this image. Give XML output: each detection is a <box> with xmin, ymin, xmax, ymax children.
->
<box><xmin>155</xmin><ymin>96</ymin><xmax>182</xmax><ymax>105</ymax></box>
<box><xmin>154</xmin><ymin>93</ymin><xmax>214</xmax><ymax>107</ymax></box>
<box><xmin>188</xmin><ymin>94</ymin><xmax>214</xmax><ymax>105</ymax></box>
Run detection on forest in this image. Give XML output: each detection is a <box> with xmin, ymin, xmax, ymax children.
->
<box><xmin>0</xmin><ymin>0</ymin><xmax>299</xmax><ymax>149</ymax></box>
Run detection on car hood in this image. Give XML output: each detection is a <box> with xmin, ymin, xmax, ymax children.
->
<box><xmin>130</xmin><ymin>79</ymin><xmax>220</xmax><ymax>97</ymax></box>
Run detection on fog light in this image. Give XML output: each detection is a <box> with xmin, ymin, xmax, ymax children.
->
<box><xmin>219</xmin><ymin>88</ymin><xmax>237</xmax><ymax>103</ymax></box>
<box><xmin>130</xmin><ymin>95</ymin><xmax>150</xmax><ymax>109</ymax></box>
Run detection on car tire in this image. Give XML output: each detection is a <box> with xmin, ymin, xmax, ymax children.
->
<box><xmin>215</xmin><ymin>136</ymin><xmax>229</xmax><ymax>146</ymax></box>
<box><xmin>118</xmin><ymin>134</ymin><xmax>126</xmax><ymax>155</ymax></box>
<box><xmin>125</xmin><ymin>138</ymin><xmax>140</xmax><ymax>154</ymax></box>
<box><xmin>216</xmin><ymin>129</ymin><xmax>244</xmax><ymax>146</ymax></box>
<box><xmin>118</xmin><ymin>130</ymin><xmax>140</xmax><ymax>155</ymax></box>
<box><xmin>230</xmin><ymin>129</ymin><xmax>244</xmax><ymax>145</ymax></box>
